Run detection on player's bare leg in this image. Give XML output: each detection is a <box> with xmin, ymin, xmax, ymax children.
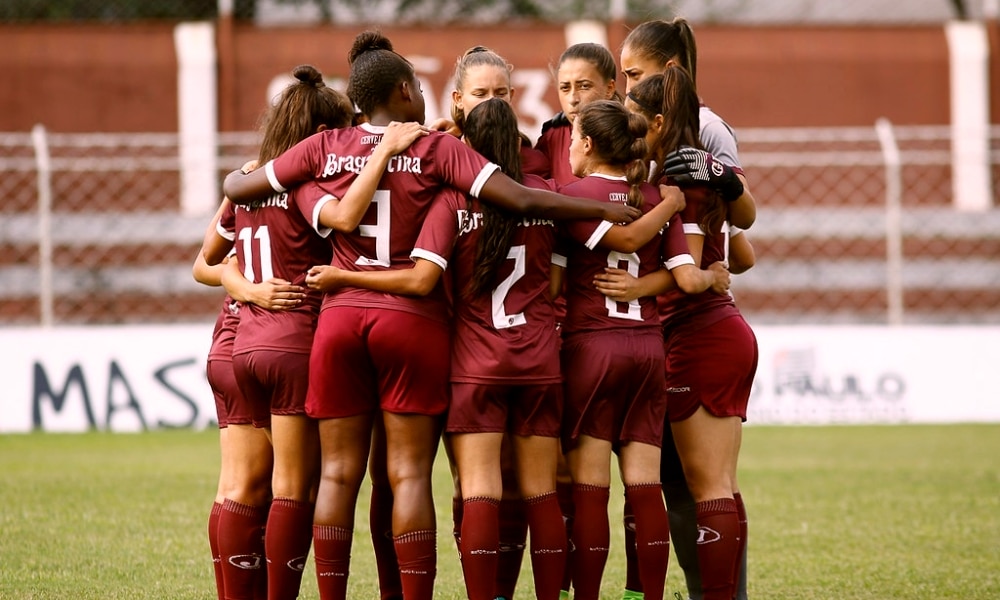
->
<box><xmin>217</xmin><ymin>423</ymin><xmax>273</xmax><ymax>600</ymax></box>
<box><xmin>618</xmin><ymin>442</ymin><xmax>670</xmax><ymax>600</ymax></box>
<box><xmin>451</xmin><ymin>431</ymin><xmax>504</xmax><ymax>600</ymax></box>
<box><xmin>369</xmin><ymin>418</ymin><xmax>403</xmax><ymax>600</ymax></box>
<box><xmin>267</xmin><ymin>414</ymin><xmax>320</xmax><ymax>599</ymax></box>
<box><xmin>384</xmin><ymin>411</ymin><xmax>443</xmax><ymax>600</ymax></box>
<box><xmin>564</xmin><ymin>435</ymin><xmax>613</xmax><ymax>600</ymax></box>
<box><xmin>313</xmin><ymin>412</ymin><xmax>374</xmax><ymax>600</ymax></box>
<box><xmin>513</xmin><ymin>433</ymin><xmax>567</xmax><ymax>600</ymax></box>
<box><xmin>671</xmin><ymin>410</ymin><xmax>741</xmax><ymax>600</ymax></box>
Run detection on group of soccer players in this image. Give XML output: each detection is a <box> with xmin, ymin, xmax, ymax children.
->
<box><xmin>194</xmin><ymin>17</ymin><xmax>759</xmax><ymax>600</ymax></box>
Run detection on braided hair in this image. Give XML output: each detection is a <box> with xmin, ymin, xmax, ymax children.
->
<box><xmin>576</xmin><ymin>100</ymin><xmax>649</xmax><ymax>208</ymax></box>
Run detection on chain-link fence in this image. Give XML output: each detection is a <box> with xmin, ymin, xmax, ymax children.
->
<box><xmin>0</xmin><ymin>0</ymin><xmax>979</xmax><ymax>24</ymax></box>
<box><xmin>2</xmin><ymin>121</ymin><xmax>999</xmax><ymax>326</ymax></box>
<box><xmin>0</xmin><ymin>128</ymin><xmax>259</xmax><ymax>325</ymax></box>
<box><xmin>734</xmin><ymin>123</ymin><xmax>1000</xmax><ymax>325</ymax></box>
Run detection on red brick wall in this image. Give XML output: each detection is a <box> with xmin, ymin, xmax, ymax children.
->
<box><xmin>0</xmin><ymin>22</ymin><xmax>956</xmax><ymax>134</ymax></box>
<box><xmin>0</xmin><ymin>24</ymin><xmax>179</xmax><ymax>132</ymax></box>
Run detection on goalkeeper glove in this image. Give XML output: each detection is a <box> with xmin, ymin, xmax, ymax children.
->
<box><xmin>662</xmin><ymin>146</ymin><xmax>744</xmax><ymax>202</ymax></box>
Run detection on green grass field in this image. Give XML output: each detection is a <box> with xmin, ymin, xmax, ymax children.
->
<box><xmin>2</xmin><ymin>425</ymin><xmax>998</xmax><ymax>599</ymax></box>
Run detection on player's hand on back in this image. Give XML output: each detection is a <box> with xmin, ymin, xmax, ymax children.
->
<box><xmin>604</xmin><ymin>202</ymin><xmax>642</xmax><ymax>224</ymax></box>
<box><xmin>427</xmin><ymin>117</ymin><xmax>462</xmax><ymax>138</ymax></box>
<box><xmin>593</xmin><ymin>267</ymin><xmax>642</xmax><ymax>303</ymax></box>
<box><xmin>378</xmin><ymin>121</ymin><xmax>431</xmax><ymax>155</ymax></box>
<box><xmin>707</xmin><ymin>261</ymin><xmax>732</xmax><ymax>295</ymax></box>
<box><xmin>249</xmin><ymin>278</ymin><xmax>306</xmax><ymax>311</ymax></box>
<box><xmin>658</xmin><ymin>184</ymin><xmax>686</xmax><ymax>215</ymax></box>
<box><xmin>305</xmin><ymin>265</ymin><xmax>346</xmax><ymax>293</ymax></box>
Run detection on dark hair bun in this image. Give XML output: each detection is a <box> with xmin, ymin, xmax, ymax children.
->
<box><xmin>292</xmin><ymin>65</ymin><xmax>324</xmax><ymax>87</ymax></box>
<box><xmin>349</xmin><ymin>30</ymin><xmax>393</xmax><ymax>64</ymax></box>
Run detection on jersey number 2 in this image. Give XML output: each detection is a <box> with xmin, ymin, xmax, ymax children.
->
<box><xmin>492</xmin><ymin>245</ymin><xmax>527</xmax><ymax>329</ymax></box>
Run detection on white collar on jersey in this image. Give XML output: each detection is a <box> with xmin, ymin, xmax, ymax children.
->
<box><xmin>360</xmin><ymin>122</ymin><xmax>386</xmax><ymax>134</ymax></box>
<box><xmin>588</xmin><ymin>172</ymin><xmax>627</xmax><ymax>181</ymax></box>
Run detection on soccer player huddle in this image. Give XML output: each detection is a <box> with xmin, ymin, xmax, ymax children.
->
<box><xmin>192</xmin><ymin>17</ymin><xmax>759</xmax><ymax>600</ymax></box>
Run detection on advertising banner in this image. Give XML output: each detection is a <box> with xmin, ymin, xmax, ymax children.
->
<box><xmin>1</xmin><ymin>325</ymin><xmax>997</xmax><ymax>432</ymax></box>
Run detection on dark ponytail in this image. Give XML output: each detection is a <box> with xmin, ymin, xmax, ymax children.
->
<box><xmin>462</xmin><ymin>98</ymin><xmax>523</xmax><ymax>298</ymax></box>
<box><xmin>257</xmin><ymin>64</ymin><xmax>353</xmax><ymax>164</ymax></box>
<box><xmin>622</xmin><ymin>18</ymin><xmax>699</xmax><ymax>91</ymax></box>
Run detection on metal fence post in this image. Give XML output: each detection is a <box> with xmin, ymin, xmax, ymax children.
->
<box><xmin>875</xmin><ymin>117</ymin><xmax>904</xmax><ymax>326</ymax></box>
<box><xmin>31</xmin><ymin>124</ymin><xmax>54</xmax><ymax>327</ymax></box>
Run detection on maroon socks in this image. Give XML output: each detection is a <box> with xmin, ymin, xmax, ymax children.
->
<box><xmin>460</xmin><ymin>497</ymin><xmax>501</xmax><ymax>600</ymax></box>
<box><xmin>524</xmin><ymin>492</ymin><xmax>568</xmax><ymax>600</ymax></box>
<box><xmin>496</xmin><ymin>498</ymin><xmax>527</xmax><ymax>599</ymax></box>
<box><xmin>394</xmin><ymin>529</ymin><xmax>437</xmax><ymax>600</ymax></box>
<box><xmin>265</xmin><ymin>497</ymin><xmax>314</xmax><ymax>600</ymax></box>
<box><xmin>313</xmin><ymin>525</ymin><xmax>352</xmax><ymax>600</ymax></box>
<box><xmin>209</xmin><ymin>501</ymin><xmax>225</xmax><ymax>600</ymax></box>
<box><xmin>217</xmin><ymin>499</ymin><xmax>268</xmax><ymax>600</ymax></box>
<box><xmin>622</xmin><ymin>497</ymin><xmax>642</xmax><ymax>594</ymax></box>
<box><xmin>370</xmin><ymin>482</ymin><xmax>402</xmax><ymax>600</ymax></box>
<box><xmin>625</xmin><ymin>483</ymin><xmax>671</xmax><ymax>600</ymax></box>
<box><xmin>568</xmin><ymin>484</ymin><xmax>610</xmax><ymax>600</ymax></box>
<box><xmin>695</xmin><ymin>497</ymin><xmax>740</xmax><ymax>600</ymax></box>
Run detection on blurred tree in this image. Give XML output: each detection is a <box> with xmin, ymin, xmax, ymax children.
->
<box><xmin>267</xmin><ymin>0</ymin><xmax>668</xmax><ymax>23</ymax></box>
<box><xmin>0</xmin><ymin>0</ymin><xmax>215</xmax><ymax>21</ymax></box>
<box><xmin>394</xmin><ymin>0</ymin><xmax>544</xmax><ymax>19</ymax></box>
<box><xmin>325</xmin><ymin>0</ymin><xmax>543</xmax><ymax>22</ymax></box>
<box><xmin>0</xmin><ymin>0</ymin><xmax>964</xmax><ymax>24</ymax></box>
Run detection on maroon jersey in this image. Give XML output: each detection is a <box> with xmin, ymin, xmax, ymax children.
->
<box><xmin>657</xmin><ymin>185</ymin><xmax>739</xmax><ymax>330</ymax></box>
<box><xmin>534</xmin><ymin>117</ymin><xmax>578</xmax><ymax>186</ymax></box>
<box><xmin>208</xmin><ymin>202</ymin><xmax>240</xmax><ymax>362</ymax></box>
<box><xmin>414</xmin><ymin>174</ymin><xmax>562</xmax><ymax>383</ymax></box>
<box><xmin>520</xmin><ymin>141</ymin><xmax>551</xmax><ymax>178</ymax></box>
<box><xmin>263</xmin><ymin>123</ymin><xmax>500</xmax><ymax>322</ymax></box>
<box><xmin>559</xmin><ymin>174</ymin><xmax>668</xmax><ymax>334</ymax></box>
<box><xmin>207</xmin><ymin>297</ymin><xmax>240</xmax><ymax>362</ymax></box>
<box><xmin>231</xmin><ymin>185</ymin><xmax>330</xmax><ymax>356</ymax></box>
<box><xmin>215</xmin><ymin>200</ymin><xmax>237</xmax><ymax>242</ymax></box>
<box><xmin>661</xmin><ymin>213</ymin><xmax>697</xmax><ymax>274</ymax></box>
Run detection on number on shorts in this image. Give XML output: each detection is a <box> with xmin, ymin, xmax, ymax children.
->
<box><xmin>237</xmin><ymin>225</ymin><xmax>273</xmax><ymax>282</ymax></box>
<box><xmin>605</xmin><ymin>250</ymin><xmax>642</xmax><ymax>320</ymax></box>
<box><xmin>492</xmin><ymin>244</ymin><xmax>527</xmax><ymax>329</ymax></box>
<box><xmin>355</xmin><ymin>190</ymin><xmax>391</xmax><ymax>267</ymax></box>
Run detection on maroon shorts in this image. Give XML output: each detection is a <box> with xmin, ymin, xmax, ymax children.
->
<box><xmin>446</xmin><ymin>382</ymin><xmax>563</xmax><ymax>437</ymax></box>
<box><xmin>561</xmin><ymin>328</ymin><xmax>666</xmax><ymax>449</ymax></box>
<box><xmin>306</xmin><ymin>306</ymin><xmax>450</xmax><ymax>419</ymax></box>
<box><xmin>232</xmin><ymin>349</ymin><xmax>311</xmax><ymax>424</ymax></box>
<box><xmin>206</xmin><ymin>358</ymin><xmax>238</xmax><ymax>428</ymax></box>
<box><xmin>664</xmin><ymin>315</ymin><xmax>758</xmax><ymax>422</ymax></box>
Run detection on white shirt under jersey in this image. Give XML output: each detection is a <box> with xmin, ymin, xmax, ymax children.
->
<box><xmin>699</xmin><ymin>104</ymin><xmax>741</xmax><ymax>170</ymax></box>
<box><xmin>700</xmin><ymin>104</ymin><xmax>745</xmax><ymax>242</ymax></box>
